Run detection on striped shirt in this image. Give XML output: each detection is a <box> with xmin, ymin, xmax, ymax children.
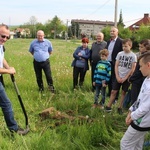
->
<box><xmin>93</xmin><ymin>60</ymin><xmax>111</xmax><ymax>85</ymax></box>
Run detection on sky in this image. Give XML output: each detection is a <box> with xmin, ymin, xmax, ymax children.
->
<box><xmin>0</xmin><ymin>0</ymin><xmax>150</xmax><ymax>27</ymax></box>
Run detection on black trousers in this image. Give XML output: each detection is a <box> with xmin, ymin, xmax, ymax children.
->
<box><xmin>33</xmin><ymin>59</ymin><xmax>53</xmax><ymax>89</ymax></box>
<box><xmin>108</xmin><ymin>61</ymin><xmax>119</xmax><ymax>99</ymax></box>
<box><xmin>73</xmin><ymin>66</ymin><xmax>86</xmax><ymax>88</ymax></box>
<box><xmin>130</xmin><ymin>83</ymin><xmax>141</xmax><ymax>105</ymax></box>
<box><xmin>91</xmin><ymin>62</ymin><xmax>97</xmax><ymax>90</ymax></box>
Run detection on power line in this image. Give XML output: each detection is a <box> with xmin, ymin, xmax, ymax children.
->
<box><xmin>85</xmin><ymin>0</ymin><xmax>112</xmax><ymax>18</ymax></box>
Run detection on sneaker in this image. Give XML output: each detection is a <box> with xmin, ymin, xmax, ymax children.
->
<box><xmin>39</xmin><ymin>87</ymin><xmax>44</xmax><ymax>92</ymax></box>
<box><xmin>92</xmin><ymin>104</ymin><xmax>98</xmax><ymax>108</ymax></box>
<box><xmin>105</xmin><ymin>106</ymin><xmax>112</xmax><ymax>112</ymax></box>
<box><xmin>16</xmin><ymin>127</ymin><xmax>29</xmax><ymax>135</ymax></box>
<box><xmin>117</xmin><ymin>108</ymin><xmax>123</xmax><ymax>115</ymax></box>
<box><xmin>49</xmin><ymin>85</ymin><xmax>55</xmax><ymax>93</ymax></box>
<box><xmin>98</xmin><ymin>105</ymin><xmax>104</xmax><ymax>109</ymax></box>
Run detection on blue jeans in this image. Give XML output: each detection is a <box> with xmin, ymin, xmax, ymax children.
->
<box><xmin>0</xmin><ymin>82</ymin><xmax>18</xmax><ymax>131</ymax></box>
<box><xmin>94</xmin><ymin>85</ymin><xmax>106</xmax><ymax>105</ymax></box>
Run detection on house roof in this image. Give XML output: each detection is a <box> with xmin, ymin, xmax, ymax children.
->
<box><xmin>129</xmin><ymin>13</ymin><xmax>150</xmax><ymax>30</ymax></box>
<box><xmin>71</xmin><ymin>19</ymin><xmax>114</xmax><ymax>26</ymax></box>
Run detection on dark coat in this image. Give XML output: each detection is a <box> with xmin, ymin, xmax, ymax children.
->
<box><xmin>106</xmin><ymin>37</ymin><xmax>123</xmax><ymax>65</ymax></box>
<box><xmin>71</xmin><ymin>46</ymin><xmax>90</xmax><ymax>71</ymax></box>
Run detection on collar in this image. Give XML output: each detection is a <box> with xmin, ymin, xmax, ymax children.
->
<box><xmin>110</xmin><ymin>37</ymin><xmax>117</xmax><ymax>42</ymax></box>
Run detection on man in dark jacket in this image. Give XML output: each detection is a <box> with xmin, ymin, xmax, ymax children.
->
<box><xmin>106</xmin><ymin>27</ymin><xmax>123</xmax><ymax>98</ymax></box>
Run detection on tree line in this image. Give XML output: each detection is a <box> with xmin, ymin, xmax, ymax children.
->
<box><xmin>11</xmin><ymin>15</ymin><xmax>150</xmax><ymax>49</ymax></box>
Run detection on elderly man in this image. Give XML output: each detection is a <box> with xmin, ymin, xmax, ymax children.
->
<box><xmin>0</xmin><ymin>24</ymin><xmax>28</xmax><ymax>135</ymax></box>
<box><xmin>106</xmin><ymin>27</ymin><xmax>123</xmax><ymax>99</ymax></box>
<box><xmin>90</xmin><ymin>32</ymin><xmax>107</xmax><ymax>91</ymax></box>
<box><xmin>29</xmin><ymin>30</ymin><xmax>55</xmax><ymax>93</ymax></box>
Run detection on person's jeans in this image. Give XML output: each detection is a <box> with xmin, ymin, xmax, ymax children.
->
<box><xmin>94</xmin><ymin>85</ymin><xmax>106</xmax><ymax>105</ymax></box>
<box><xmin>33</xmin><ymin>59</ymin><xmax>53</xmax><ymax>89</ymax></box>
<box><xmin>0</xmin><ymin>82</ymin><xmax>18</xmax><ymax>131</ymax></box>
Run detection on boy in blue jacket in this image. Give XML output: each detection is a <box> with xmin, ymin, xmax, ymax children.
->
<box><xmin>121</xmin><ymin>52</ymin><xmax>150</xmax><ymax>150</ymax></box>
<box><xmin>92</xmin><ymin>49</ymin><xmax>111</xmax><ymax>108</ymax></box>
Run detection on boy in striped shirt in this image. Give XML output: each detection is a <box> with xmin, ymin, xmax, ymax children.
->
<box><xmin>92</xmin><ymin>49</ymin><xmax>111</xmax><ymax>108</ymax></box>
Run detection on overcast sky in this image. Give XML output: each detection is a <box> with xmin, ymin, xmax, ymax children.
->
<box><xmin>1</xmin><ymin>0</ymin><xmax>149</xmax><ymax>27</ymax></box>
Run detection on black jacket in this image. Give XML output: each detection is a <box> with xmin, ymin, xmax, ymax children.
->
<box><xmin>129</xmin><ymin>62</ymin><xmax>144</xmax><ymax>86</ymax></box>
<box><xmin>106</xmin><ymin>37</ymin><xmax>123</xmax><ymax>65</ymax></box>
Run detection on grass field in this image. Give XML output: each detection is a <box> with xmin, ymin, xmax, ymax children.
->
<box><xmin>0</xmin><ymin>38</ymin><xmax>149</xmax><ymax>150</ymax></box>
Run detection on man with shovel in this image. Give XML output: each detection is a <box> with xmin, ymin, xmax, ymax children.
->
<box><xmin>0</xmin><ymin>24</ymin><xmax>28</xmax><ymax>135</ymax></box>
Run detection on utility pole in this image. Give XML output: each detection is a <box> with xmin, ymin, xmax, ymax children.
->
<box><xmin>114</xmin><ymin>0</ymin><xmax>118</xmax><ymax>27</ymax></box>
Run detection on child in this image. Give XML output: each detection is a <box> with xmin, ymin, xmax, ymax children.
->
<box><xmin>105</xmin><ymin>39</ymin><xmax>137</xmax><ymax>114</ymax></box>
<box><xmin>71</xmin><ymin>38</ymin><xmax>90</xmax><ymax>89</ymax></box>
<box><xmin>120</xmin><ymin>52</ymin><xmax>150</xmax><ymax>150</ymax></box>
<box><xmin>92</xmin><ymin>49</ymin><xmax>111</xmax><ymax>108</ymax></box>
<box><xmin>129</xmin><ymin>39</ymin><xmax>150</xmax><ymax>105</ymax></box>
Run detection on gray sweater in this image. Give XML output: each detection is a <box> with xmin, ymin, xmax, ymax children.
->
<box><xmin>90</xmin><ymin>41</ymin><xmax>107</xmax><ymax>63</ymax></box>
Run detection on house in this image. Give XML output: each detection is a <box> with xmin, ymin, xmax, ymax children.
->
<box><xmin>71</xmin><ymin>19</ymin><xmax>114</xmax><ymax>37</ymax></box>
<box><xmin>10</xmin><ymin>31</ymin><xmax>15</xmax><ymax>39</ymax></box>
<box><xmin>129</xmin><ymin>13</ymin><xmax>150</xmax><ymax>31</ymax></box>
<box><xmin>14</xmin><ymin>28</ymin><xmax>30</xmax><ymax>38</ymax></box>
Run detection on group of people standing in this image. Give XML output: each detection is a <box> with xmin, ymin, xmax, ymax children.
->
<box><xmin>72</xmin><ymin>26</ymin><xmax>150</xmax><ymax>149</ymax></box>
<box><xmin>1</xmin><ymin>23</ymin><xmax>150</xmax><ymax>149</ymax></box>
<box><xmin>72</xmin><ymin>27</ymin><xmax>123</xmax><ymax>109</ymax></box>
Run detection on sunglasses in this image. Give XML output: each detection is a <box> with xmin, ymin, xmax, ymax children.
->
<box><xmin>0</xmin><ymin>34</ymin><xmax>10</xmax><ymax>40</ymax></box>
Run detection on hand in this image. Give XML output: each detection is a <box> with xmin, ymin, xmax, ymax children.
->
<box><xmin>121</xmin><ymin>77</ymin><xmax>127</xmax><ymax>83</ymax></box>
<box><xmin>78</xmin><ymin>52</ymin><xmax>82</xmax><ymax>56</ymax></box>
<box><xmin>8</xmin><ymin>67</ymin><xmax>16</xmax><ymax>74</ymax></box>
<box><xmin>125</xmin><ymin>113</ymin><xmax>132</xmax><ymax>126</ymax></box>
<box><xmin>102</xmin><ymin>83</ymin><xmax>107</xmax><ymax>87</ymax></box>
<box><xmin>116</xmin><ymin>76</ymin><xmax>122</xmax><ymax>83</ymax></box>
<box><xmin>93</xmin><ymin>82</ymin><xmax>95</xmax><ymax>86</ymax></box>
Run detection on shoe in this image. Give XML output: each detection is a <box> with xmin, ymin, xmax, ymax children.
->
<box><xmin>39</xmin><ymin>87</ymin><xmax>44</xmax><ymax>92</ymax></box>
<box><xmin>117</xmin><ymin>108</ymin><xmax>123</xmax><ymax>115</ymax></box>
<box><xmin>105</xmin><ymin>106</ymin><xmax>112</xmax><ymax>112</ymax></box>
<box><xmin>49</xmin><ymin>85</ymin><xmax>55</xmax><ymax>93</ymax></box>
<box><xmin>16</xmin><ymin>127</ymin><xmax>29</xmax><ymax>135</ymax></box>
<box><xmin>92</xmin><ymin>104</ymin><xmax>98</xmax><ymax>108</ymax></box>
<box><xmin>98</xmin><ymin>105</ymin><xmax>104</xmax><ymax>109</ymax></box>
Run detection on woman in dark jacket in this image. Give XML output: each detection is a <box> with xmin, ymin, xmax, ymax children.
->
<box><xmin>71</xmin><ymin>38</ymin><xmax>90</xmax><ymax>89</ymax></box>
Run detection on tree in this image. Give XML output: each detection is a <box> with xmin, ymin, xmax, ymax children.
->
<box><xmin>101</xmin><ymin>26</ymin><xmax>111</xmax><ymax>41</ymax></box>
<box><xmin>28</xmin><ymin>16</ymin><xmax>38</xmax><ymax>38</ymax></box>
<box><xmin>71</xmin><ymin>22</ymin><xmax>79</xmax><ymax>39</ymax></box>
<box><xmin>118</xmin><ymin>26</ymin><xmax>132</xmax><ymax>39</ymax></box>
<box><xmin>135</xmin><ymin>25</ymin><xmax>150</xmax><ymax>42</ymax></box>
<box><xmin>47</xmin><ymin>16</ymin><xmax>66</xmax><ymax>39</ymax></box>
<box><xmin>117</xmin><ymin>10</ymin><xmax>125</xmax><ymax>28</ymax></box>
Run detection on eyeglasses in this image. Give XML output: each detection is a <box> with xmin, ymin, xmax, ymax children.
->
<box><xmin>0</xmin><ymin>34</ymin><xmax>10</xmax><ymax>40</ymax></box>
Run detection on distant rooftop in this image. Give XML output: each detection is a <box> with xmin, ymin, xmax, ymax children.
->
<box><xmin>71</xmin><ymin>19</ymin><xmax>114</xmax><ymax>25</ymax></box>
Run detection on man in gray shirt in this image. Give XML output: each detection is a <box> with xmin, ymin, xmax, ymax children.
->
<box><xmin>90</xmin><ymin>32</ymin><xmax>107</xmax><ymax>91</ymax></box>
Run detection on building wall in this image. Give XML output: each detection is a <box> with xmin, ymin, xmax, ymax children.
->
<box><xmin>79</xmin><ymin>23</ymin><xmax>105</xmax><ymax>37</ymax></box>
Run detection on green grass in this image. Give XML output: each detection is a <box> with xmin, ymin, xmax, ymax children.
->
<box><xmin>0</xmin><ymin>38</ymin><xmax>149</xmax><ymax>150</ymax></box>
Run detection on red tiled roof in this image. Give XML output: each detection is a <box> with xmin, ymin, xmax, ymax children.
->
<box><xmin>129</xmin><ymin>13</ymin><xmax>150</xmax><ymax>30</ymax></box>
